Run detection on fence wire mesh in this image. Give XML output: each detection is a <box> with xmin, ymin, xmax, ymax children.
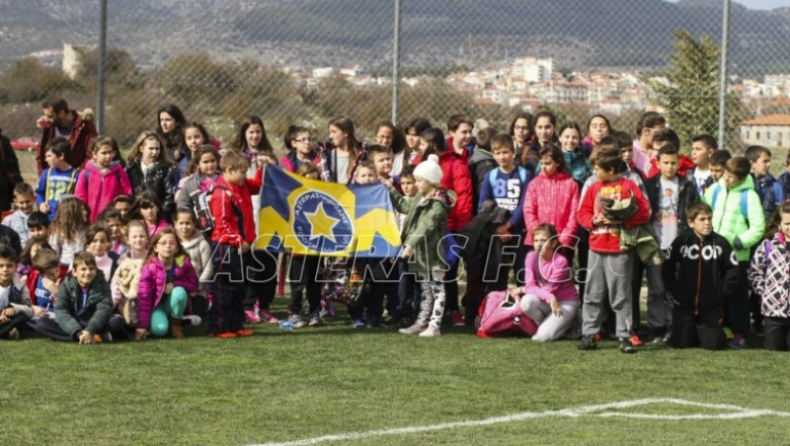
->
<box><xmin>3</xmin><ymin>0</ymin><xmax>790</xmax><ymax>184</ymax></box>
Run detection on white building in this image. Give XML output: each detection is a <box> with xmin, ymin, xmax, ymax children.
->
<box><xmin>740</xmin><ymin>114</ymin><xmax>790</xmax><ymax>148</ymax></box>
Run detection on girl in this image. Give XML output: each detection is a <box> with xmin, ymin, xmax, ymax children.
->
<box><xmin>111</xmin><ymin>220</ymin><xmax>149</xmax><ymax>325</ymax></box>
<box><xmin>391</xmin><ymin>155</ymin><xmax>455</xmax><ymax>337</ymax></box>
<box><xmin>522</xmin><ymin>111</ymin><xmax>558</xmax><ymax>174</ymax></box>
<box><xmin>232</xmin><ymin>115</ymin><xmax>276</xmax><ymax>225</ymax></box>
<box><xmin>111</xmin><ymin>194</ymin><xmax>134</xmax><ymax>221</ymax></box>
<box><xmin>127</xmin><ymin>191</ymin><xmax>171</xmax><ymax>236</ymax></box>
<box><xmin>749</xmin><ymin>202</ymin><xmax>790</xmax><ymax>351</ymax></box>
<box><xmin>98</xmin><ymin>207</ymin><xmax>128</xmax><ymax>257</ymax></box>
<box><xmin>157</xmin><ymin>104</ymin><xmax>188</xmax><ymax>167</ymax></box>
<box><xmin>510</xmin><ymin>112</ymin><xmax>534</xmax><ymax>164</ymax></box>
<box><xmin>85</xmin><ymin>224</ymin><xmax>118</xmax><ymax>280</ymax></box>
<box><xmin>174</xmin><ymin>209</ymin><xmax>212</xmax><ymax>300</ymax></box>
<box><xmin>179</xmin><ymin>122</ymin><xmax>212</xmax><ymax>180</ymax></box>
<box><xmin>48</xmin><ymin>197</ymin><xmax>88</xmax><ymax>275</ymax></box>
<box><xmin>318</xmin><ymin>115</ymin><xmax>367</xmax><ymax>184</ymax></box>
<box><xmin>374</xmin><ymin>120</ymin><xmax>408</xmax><ymax>176</ymax></box>
<box><xmin>524</xmin><ymin>143</ymin><xmax>579</xmax><ymax>254</ymax></box>
<box><xmin>558</xmin><ymin>122</ymin><xmax>593</xmax><ymax>184</ymax></box>
<box><xmin>510</xmin><ymin>224</ymin><xmax>579</xmax><ymax>342</ymax></box>
<box><xmin>74</xmin><ymin>136</ymin><xmax>133</xmax><ymax>221</ymax></box>
<box><xmin>17</xmin><ymin>237</ymin><xmax>53</xmax><ymax>284</ymax></box>
<box><xmin>403</xmin><ymin>117</ymin><xmax>431</xmax><ymax>165</ymax></box>
<box><xmin>125</xmin><ymin>131</ymin><xmax>177</xmax><ymax>221</ymax></box>
<box><xmin>280</xmin><ymin>125</ymin><xmax>317</xmax><ymax>173</ymax></box>
<box><xmin>175</xmin><ymin>145</ymin><xmax>220</xmax><ymax>210</ymax></box>
<box><xmin>135</xmin><ymin>229</ymin><xmax>199</xmax><ymax>340</ymax></box>
<box><xmin>582</xmin><ymin>114</ymin><xmax>612</xmax><ymax>156</ymax></box>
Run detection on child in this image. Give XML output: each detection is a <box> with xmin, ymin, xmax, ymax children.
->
<box><xmin>49</xmin><ymin>197</ymin><xmax>88</xmax><ymax>276</ymax></box>
<box><xmin>98</xmin><ymin>208</ymin><xmax>128</xmax><ymax>257</ymax></box>
<box><xmin>632</xmin><ymin>111</ymin><xmax>666</xmax><ymax>174</ymax></box>
<box><xmin>745</xmin><ymin>145</ymin><xmax>782</xmax><ymax>222</ymax></box>
<box><xmin>280</xmin><ymin>125</ymin><xmax>317</xmax><ymax>173</ymax></box>
<box><xmin>688</xmin><ymin>134</ymin><xmax>717</xmax><ymax>196</ymax></box>
<box><xmin>395</xmin><ymin>165</ymin><xmax>421</xmax><ymax>324</ymax></box>
<box><xmin>648</xmin><ymin>128</ymin><xmax>695</xmax><ymax>178</ymax></box>
<box><xmin>110</xmin><ymin>195</ymin><xmax>134</xmax><ymax>222</ymax></box>
<box><xmin>779</xmin><ymin>152</ymin><xmax>790</xmax><ymax>202</ymax></box>
<box><xmin>510</xmin><ymin>224</ymin><xmax>579</xmax><ymax>342</ymax></box>
<box><xmin>510</xmin><ymin>112</ymin><xmax>534</xmax><ymax>162</ymax></box>
<box><xmin>208</xmin><ymin>150</ymin><xmax>263</xmax><ymax>338</ymax></box>
<box><xmin>136</xmin><ymin>229</ymin><xmax>199</xmax><ymax>340</ymax></box>
<box><xmin>85</xmin><ymin>224</ymin><xmax>118</xmax><ymax>280</ymax></box>
<box><xmin>468</xmin><ymin>127</ymin><xmax>499</xmax><ymax>210</ymax></box>
<box><xmin>703</xmin><ymin>156</ymin><xmax>765</xmax><ymax>348</ymax></box>
<box><xmin>27</xmin><ymin>211</ymin><xmax>50</xmax><ymax>240</ymax></box>
<box><xmin>35</xmin><ymin>137</ymin><xmax>80</xmax><ymax>222</ymax></box>
<box><xmin>74</xmin><ymin>136</ymin><xmax>133</xmax><ymax>222</ymax></box>
<box><xmin>665</xmin><ymin>202</ymin><xmax>736</xmax><ymax>350</ymax></box>
<box><xmin>375</xmin><ymin>120</ymin><xmax>409</xmax><ymax>176</ymax></box>
<box><xmin>318</xmin><ymin>116</ymin><xmax>367</xmax><ymax>184</ymax></box>
<box><xmin>297</xmin><ymin>163</ymin><xmax>320</xmax><ymax>180</ymax></box>
<box><xmin>174</xmin><ymin>209</ymin><xmax>212</xmax><ymax>308</ymax></box>
<box><xmin>559</xmin><ymin>122</ymin><xmax>593</xmax><ymax>185</ymax></box>
<box><xmin>709</xmin><ymin>150</ymin><xmax>731</xmax><ymax>183</ymax></box>
<box><xmin>3</xmin><ymin>182</ymin><xmax>35</xmax><ymax>247</ymax></box>
<box><xmin>404</xmin><ymin>117</ymin><xmax>432</xmax><ymax>165</ymax></box>
<box><xmin>369</xmin><ymin>144</ymin><xmax>395</xmax><ymax>183</ymax></box>
<box><xmin>111</xmin><ymin>220</ymin><xmax>149</xmax><ymax>326</ymax></box>
<box><xmin>523</xmin><ymin>111</ymin><xmax>558</xmax><ymax>174</ymax></box>
<box><xmin>179</xmin><ymin>122</ymin><xmax>213</xmax><ymax>180</ymax></box>
<box><xmin>127</xmin><ymin>191</ymin><xmax>171</xmax><ymax>236</ymax></box>
<box><xmin>29</xmin><ymin>248</ymin><xmax>61</xmax><ymax>321</ymax></box>
<box><xmin>643</xmin><ymin>145</ymin><xmax>700</xmax><ymax>342</ymax></box>
<box><xmin>392</xmin><ymin>154</ymin><xmax>456</xmax><ymax>337</ymax></box>
<box><xmin>0</xmin><ymin>246</ymin><xmax>33</xmax><ymax>340</ymax></box>
<box><xmin>583</xmin><ymin>114</ymin><xmax>612</xmax><ymax>156</ymax></box>
<box><xmin>749</xmin><ymin>202</ymin><xmax>790</xmax><ymax>351</ymax></box>
<box><xmin>577</xmin><ymin>146</ymin><xmax>650</xmax><ymax>353</ymax></box>
<box><xmin>36</xmin><ymin>252</ymin><xmax>124</xmax><ymax>343</ymax></box>
<box><xmin>232</xmin><ymin>115</ymin><xmax>277</xmax><ymax>226</ymax></box>
<box><xmin>479</xmin><ymin>134</ymin><xmax>532</xmax><ymax>290</ymax></box>
<box><xmin>17</xmin><ymin>236</ymin><xmax>53</xmax><ymax>284</ymax></box>
<box><xmin>175</xmin><ymin>145</ymin><xmax>220</xmax><ymax>211</ymax></box>
<box><xmin>125</xmin><ymin>131</ymin><xmax>177</xmax><ymax>221</ymax></box>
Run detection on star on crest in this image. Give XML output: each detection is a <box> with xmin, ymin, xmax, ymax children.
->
<box><xmin>304</xmin><ymin>202</ymin><xmax>339</xmax><ymax>243</ymax></box>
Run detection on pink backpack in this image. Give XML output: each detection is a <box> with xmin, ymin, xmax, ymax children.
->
<box><xmin>476</xmin><ymin>290</ymin><xmax>538</xmax><ymax>338</ymax></box>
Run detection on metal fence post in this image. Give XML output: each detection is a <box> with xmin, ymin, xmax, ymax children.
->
<box><xmin>718</xmin><ymin>0</ymin><xmax>731</xmax><ymax>150</ymax></box>
<box><xmin>97</xmin><ymin>0</ymin><xmax>108</xmax><ymax>134</ymax></box>
<box><xmin>391</xmin><ymin>0</ymin><xmax>402</xmax><ymax>124</ymax></box>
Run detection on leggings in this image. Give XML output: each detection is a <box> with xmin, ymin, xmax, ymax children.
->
<box><xmin>417</xmin><ymin>269</ymin><xmax>447</xmax><ymax>329</ymax></box>
<box><xmin>521</xmin><ymin>295</ymin><xmax>579</xmax><ymax>342</ymax></box>
<box><xmin>150</xmin><ymin>287</ymin><xmax>188</xmax><ymax>337</ymax></box>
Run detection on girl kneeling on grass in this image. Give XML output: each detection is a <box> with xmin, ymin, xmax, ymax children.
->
<box><xmin>135</xmin><ymin>229</ymin><xmax>198</xmax><ymax>340</ymax></box>
<box><xmin>510</xmin><ymin>224</ymin><xmax>579</xmax><ymax>342</ymax></box>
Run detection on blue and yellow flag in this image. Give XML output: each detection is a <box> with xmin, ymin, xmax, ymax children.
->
<box><xmin>256</xmin><ymin>165</ymin><xmax>402</xmax><ymax>257</ymax></box>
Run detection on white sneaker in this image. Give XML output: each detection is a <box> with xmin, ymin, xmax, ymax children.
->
<box><xmin>398</xmin><ymin>323</ymin><xmax>427</xmax><ymax>335</ymax></box>
<box><xmin>182</xmin><ymin>315</ymin><xmax>202</xmax><ymax>326</ymax></box>
<box><xmin>418</xmin><ymin>326</ymin><xmax>441</xmax><ymax>337</ymax></box>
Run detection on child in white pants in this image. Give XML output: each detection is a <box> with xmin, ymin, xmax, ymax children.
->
<box><xmin>511</xmin><ymin>224</ymin><xmax>579</xmax><ymax>341</ymax></box>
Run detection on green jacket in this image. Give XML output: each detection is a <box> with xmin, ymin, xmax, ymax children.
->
<box><xmin>703</xmin><ymin>176</ymin><xmax>765</xmax><ymax>262</ymax></box>
<box><xmin>55</xmin><ymin>271</ymin><xmax>114</xmax><ymax>337</ymax></box>
<box><xmin>390</xmin><ymin>189</ymin><xmax>456</xmax><ymax>277</ymax></box>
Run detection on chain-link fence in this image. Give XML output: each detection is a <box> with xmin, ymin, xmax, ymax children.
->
<box><xmin>3</xmin><ymin>0</ymin><xmax>790</xmax><ymax>183</ymax></box>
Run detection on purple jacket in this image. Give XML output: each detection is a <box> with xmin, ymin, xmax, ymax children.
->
<box><xmin>523</xmin><ymin>251</ymin><xmax>578</xmax><ymax>303</ymax></box>
<box><xmin>137</xmin><ymin>255</ymin><xmax>198</xmax><ymax>329</ymax></box>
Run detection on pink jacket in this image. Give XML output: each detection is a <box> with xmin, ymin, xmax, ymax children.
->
<box><xmin>136</xmin><ymin>255</ymin><xmax>199</xmax><ymax>329</ymax></box>
<box><xmin>523</xmin><ymin>251</ymin><xmax>578</xmax><ymax>303</ymax></box>
<box><xmin>74</xmin><ymin>161</ymin><xmax>133</xmax><ymax>221</ymax></box>
<box><xmin>523</xmin><ymin>171</ymin><xmax>579</xmax><ymax>246</ymax></box>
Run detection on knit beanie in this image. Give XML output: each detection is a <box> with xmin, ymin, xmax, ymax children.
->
<box><xmin>413</xmin><ymin>154</ymin><xmax>443</xmax><ymax>186</ymax></box>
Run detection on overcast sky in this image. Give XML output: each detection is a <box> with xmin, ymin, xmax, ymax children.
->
<box><xmin>666</xmin><ymin>0</ymin><xmax>790</xmax><ymax>9</ymax></box>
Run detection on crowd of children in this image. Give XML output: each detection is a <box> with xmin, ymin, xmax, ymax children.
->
<box><xmin>1</xmin><ymin>99</ymin><xmax>789</xmax><ymax>353</ymax></box>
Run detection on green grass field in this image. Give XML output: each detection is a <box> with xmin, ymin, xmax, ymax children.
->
<box><xmin>2</xmin><ymin>300</ymin><xmax>790</xmax><ymax>446</ymax></box>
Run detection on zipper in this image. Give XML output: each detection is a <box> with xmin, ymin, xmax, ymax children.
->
<box><xmin>694</xmin><ymin>238</ymin><xmax>703</xmax><ymax>315</ymax></box>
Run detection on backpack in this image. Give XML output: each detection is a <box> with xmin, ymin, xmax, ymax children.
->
<box><xmin>193</xmin><ymin>184</ymin><xmax>239</xmax><ymax>235</ymax></box>
<box><xmin>81</xmin><ymin>167</ymin><xmax>121</xmax><ymax>186</ymax></box>
<box><xmin>476</xmin><ymin>290</ymin><xmax>538</xmax><ymax>338</ymax></box>
<box><xmin>710</xmin><ymin>184</ymin><xmax>750</xmax><ymax>223</ymax></box>
<box><xmin>487</xmin><ymin>166</ymin><xmax>528</xmax><ymax>191</ymax></box>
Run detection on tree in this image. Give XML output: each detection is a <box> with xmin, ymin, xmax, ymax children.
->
<box><xmin>643</xmin><ymin>30</ymin><xmax>740</xmax><ymax>151</ymax></box>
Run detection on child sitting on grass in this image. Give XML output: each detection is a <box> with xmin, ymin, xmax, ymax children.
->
<box><xmin>0</xmin><ymin>245</ymin><xmax>33</xmax><ymax>341</ymax></box>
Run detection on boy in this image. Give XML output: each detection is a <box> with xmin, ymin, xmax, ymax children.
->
<box><xmin>478</xmin><ymin>134</ymin><xmax>531</xmax><ymax>290</ymax></box>
<box><xmin>745</xmin><ymin>145</ymin><xmax>782</xmax><ymax>222</ymax></box>
<box><xmin>709</xmin><ymin>150</ymin><xmax>731</xmax><ymax>184</ymax></box>
<box><xmin>35</xmin><ymin>137</ymin><xmax>80</xmax><ymax>222</ymax></box>
<box><xmin>688</xmin><ymin>134</ymin><xmax>717</xmax><ymax>196</ymax></box>
<box><xmin>36</xmin><ymin>252</ymin><xmax>122</xmax><ymax>343</ymax></box>
<box><xmin>446</xmin><ymin>114</ymin><xmax>475</xmax><ymax>160</ymax></box>
<box><xmin>0</xmin><ymin>245</ymin><xmax>33</xmax><ymax>340</ymax></box>
<box><xmin>368</xmin><ymin>145</ymin><xmax>394</xmax><ymax>183</ymax></box>
<box><xmin>648</xmin><ymin>129</ymin><xmax>695</xmax><ymax>178</ymax></box>
<box><xmin>29</xmin><ymin>248</ymin><xmax>61</xmax><ymax>320</ymax></box>
<box><xmin>644</xmin><ymin>145</ymin><xmax>700</xmax><ymax>343</ymax></box>
<box><xmin>2</xmin><ymin>182</ymin><xmax>35</xmax><ymax>247</ymax></box>
<box><xmin>779</xmin><ymin>152</ymin><xmax>790</xmax><ymax>202</ymax></box>
<box><xmin>396</xmin><ymin>166</ymin><xmax>421</xmax><ymax>325</ymax></box>
<box><xmin>612</xmin><ymin>131</ymin><xmax>646</xmax><ymax>182</ymax></box>
<box><xmin>703</xmin><ymin>156</ymin><xmax>765</xmax><ymax>348</ymax></box>
<box><xmin>27</xmin><ymin>211</ymin><xmax>50</xmax><ymax>240</ymax></box>
<box><xmin>663</xmin><ymin>202</ymin><xmax>736</xmax><ymax>350</ymax></box>
<box><xmin>469</xmin><ymin>127</ymin><xmax>499</xmax><ymax>210</ymax></box>
<box><xmin>97</xmin><ymin>208</ymin><xmax>128</xmax><ymax>256</ymax></box>
<box><xmin>208</xmin><ymin>150</ymin><xmax>262</xmax><ymax>338</ymax></box>
<box><xmin>577</xmin><ymin>146</ymin><xmax>650</xmax><ymax>353</ymax></box>
<box><xmin>632</xmin><ymin>111</ymin><xmax>666</xmax><ymax>174</ymax></box>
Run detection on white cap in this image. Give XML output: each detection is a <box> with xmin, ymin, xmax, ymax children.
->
<box><xmin>413</xmin><ymin>154</ymin><xmax>443</xmax><ymax>186</ymax></box>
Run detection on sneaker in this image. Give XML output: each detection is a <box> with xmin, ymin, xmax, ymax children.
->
<box><xmin>245</xmin><ymin>310</ymin><xmax>261</xmax><ymax>324</ymax></box>
<box><xmin>578</xmin><ymin>335</ymin><xmax>597</xmax><ymax>351</ymax></box>
<box><xmin>259</xmin><ymin>309</ymin><xmax>280</xmax><ymax>324</ymax></box>
<box><xmin>235</xmin><ymin>329</ymin><xmax>254</xmax><ymax>337</ymax></box>
<box><xmin>308</xmin><ymin>313</ymin><xmax>321</xmax><ymax>327</ymax></box>
<box><xmin>629</xmin><ymin>334</ymin><xmax>643</xmax><ymax>347</ymax></box>
<box><xmin>729</xmin><ymin>335</ymin><xmax>746</xmax><ymax>349</ymax></box>
<box><xmin>352</xmin><ymin>318</ymin><xmax>366</xmax><ymax>329</ymax></box>
<box><xmin>208</xmin><ymin>332</ymin><xmax>237</xmax><ymax>339</ymax></box>
<box><xmin>619</xmin><ymin>337</ymin><xmax>638</xmax><ymax>354</ymax></box>
<box><xmin>366</xmin><ymin>316</ymin><xmax>381</xmax><ymax>329</ymax></box>
<box><xmin>449</xmin><ymin>311</ymin><xmax>465</xmax><ymax>327</ymax></box>
<box><xmin>288</xmin><ymin>314</ymin><xmax>307</xmax><ymax>329</ymax></box>
<box><xmin>8</xmin><ymin>327</ymin><xmax>19</xmax><ymax>341</ymax></box>
<box><xmin>418</xmin><ymin>325</ymin><xmax>441</xmax><ymax>337</ymax></box>
<box><xmin>399</xmin><ymin>323</ymin><xmax>427</xmax><ymax>335</ymax></box>
<box><xmin>182</xmin><ymin>315</ymin><xmax>202</xmax><ymax>326</ymax></box>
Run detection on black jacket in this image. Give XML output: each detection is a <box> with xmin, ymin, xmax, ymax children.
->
<box><xmin>55</xmin><ymin>271</ymin><xmax>114</xmax><ymax>337</ymax></box>
<box><xmin>663</xmin><ymin>230</ymin><xmax>738</xmax><ymax>314</ymax></box>
<box><xmin>0</xmin><ymin>129</ymin><xmax>22</xmax><ymax>213</ymax></box>
<box><xmin>468</xmin><ymin>148</ymin><xmax>497</xmax><ymax>215</ymax></box>
<box><xmin>459</xmin><ymin>200</ymin><xmax>509</xmax><ymax>280</ymax></box>
<box><xmin>645</xmin><ymin>174</ymin><xmax>699</xmax><ymax>233</ymax></box>
<box><xmin>125</xmin><ymin>161</ymin><xmax>177</xmax><ymax>221</ymax></box>
<box><xmin>0</xmin><ymin>225</ymin><xmax>21</xmax><ymax>255</ymax></box>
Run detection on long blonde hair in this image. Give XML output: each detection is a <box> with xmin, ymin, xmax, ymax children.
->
<box><xmin>127</xmin><ymin>131</ymin><xmax>175</xmax><ymax>167</ymax></box>
<box><xmin>51</xmin><ymin>197</ymin><xmax>89</xmax><ymax>244</ymax></box>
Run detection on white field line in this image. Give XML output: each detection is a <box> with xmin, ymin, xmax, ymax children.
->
<box><xmin>245</xmin><ymin>398</ymin><xmax>790</xmax><ymax>446</ymax></box>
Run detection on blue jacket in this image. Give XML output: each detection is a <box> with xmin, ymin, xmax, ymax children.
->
<box><xmin>753</xmin><ymin>173</ymin><xmax>783</xmax><ymax>222</ymax></box>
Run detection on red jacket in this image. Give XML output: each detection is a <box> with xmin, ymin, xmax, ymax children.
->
<box><xmin>645</xmin><ymin>154</ymin><xmax>695</xmax><ymax>179</ymax></box>
<box><xmin>439</xmin><ymin>151</ymin><xmax>473</xmax><ymax>232</ymax></box>
<box><xmin>38</xmin><ymin>110</ymin><xmax>97</xmax><ymax>173</ymax></box>
<box><xmin>524</xmin><ymin>171</ymin><xmax>579</xmax><ymax>247</ymax></box>
<box><xmin>210</xmin><ymin>169</ymin><xmax>262</xmax><ymax>247</ymax></box>
<box><xmin>577</xmin><ymin>176</ymin><xmax>650</xmax><ymax>254</ymax></box>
